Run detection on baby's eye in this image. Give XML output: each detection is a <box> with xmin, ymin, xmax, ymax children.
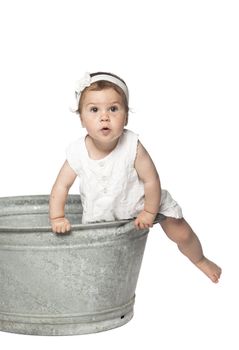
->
<box><xmin>109</xmin><ymin>106</ymin><xmax>118</xmax><ymax>112</ymax></box>
<box><xmin>90</xmin><ymin>107</ymin><xmax>98</xmax><ymax>112</ymax></box>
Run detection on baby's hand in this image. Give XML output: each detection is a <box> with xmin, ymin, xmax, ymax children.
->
<box><xmin>134</xmin><ymin>210</ymin><xmax>156</xmax><ymax>230</ymax></box>
<box><xmin>51</xmin><ymin>217</ymin><xmax>71</xmax><ymax>234</ymax></box>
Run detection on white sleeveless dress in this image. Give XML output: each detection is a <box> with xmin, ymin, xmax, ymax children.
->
<box><xmin>66</xmin><ymin>129</ymin><xmax>183</xmax><ymax>224</ymax></box>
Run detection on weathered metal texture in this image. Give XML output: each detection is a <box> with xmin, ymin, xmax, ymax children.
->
<box><xmin>0</xmin><ymin>195</ymin><xmax>150</xmax><ymax>336</ymax></box>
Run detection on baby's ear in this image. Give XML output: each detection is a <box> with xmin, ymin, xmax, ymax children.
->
<box><xmin>79</xmin><ymin>115</ymin><xmax>85</xmax><ymax>127</ymax></box>
<box><xmin>125</xmin><ymin>115</ymin><xmax>128</xmax><ymax>126</ymax></box>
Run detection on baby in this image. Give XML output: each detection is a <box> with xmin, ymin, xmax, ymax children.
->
<box><xmin>49</xmin><ymin>72</ymin><xmax>221</xmax><ymax>283</ymax></box>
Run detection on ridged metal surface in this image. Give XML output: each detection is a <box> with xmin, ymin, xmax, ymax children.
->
<box><xmin>0</xmin><ymin>195</ymin><xmax>153</xmax><ymax>336</ymax></box>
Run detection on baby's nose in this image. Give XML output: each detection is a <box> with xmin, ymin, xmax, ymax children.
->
<box><xmin>100</xmin><ymin>111</ymin><xmax>110</xmax><ymax>121</ymax></box>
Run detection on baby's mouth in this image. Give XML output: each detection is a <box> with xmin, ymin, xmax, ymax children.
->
<box><xmin>101</xmin><ymin>127</ymin><xmax>111</xmax><ymax>135</ymax></box>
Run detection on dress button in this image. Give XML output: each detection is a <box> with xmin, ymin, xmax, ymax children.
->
<box><xmin>99</xmin><ymin>162</ymin><xmax>104</xmax><ymax>167</ymax></box>
<box><xmin>103</xmin><ymin>188</ymin><xmax>107</xmax><ymax>193</ymax></box>
<box><xmin>102</xmin><ymin>176</ymin><xmax>107</xmax><ymax>181</ymax></box>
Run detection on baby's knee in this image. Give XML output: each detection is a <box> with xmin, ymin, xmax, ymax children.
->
<box><xmin>164</xmin><ymin>217</ymin><xmax>185</xmax><ymax>229</ymax></box>
<box><xmin>161</xmin><ymin>217</ymin><xmax>192</xmax><ymax>243</ymax></box>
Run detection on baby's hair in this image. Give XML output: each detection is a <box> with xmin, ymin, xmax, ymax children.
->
<box><xmin>90</xmin><ymin>72</ymin><xmax>127</xmax><ymax>85</ymax></box>
<box><xmin>76</xmin><ymin>72</ymin><xmax>129</xmax><ymax>115</ymax></box>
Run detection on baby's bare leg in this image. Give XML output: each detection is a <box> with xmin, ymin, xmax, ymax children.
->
<box><xmin>160</xmin><ymin>217</ymin><xmax>222</xmax><ymax>283</ymax></box>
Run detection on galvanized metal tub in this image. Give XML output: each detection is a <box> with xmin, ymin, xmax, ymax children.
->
<box><xmin>0</xmin><ymin>195</ymin><xmax>152</xmax><ymax>336</ymax></box>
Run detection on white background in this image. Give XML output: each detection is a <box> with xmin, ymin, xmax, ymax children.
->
<box><xmin>0</xmin><ymin>0</ymin><xmax>238</xmax><ymax>348</ymax></box>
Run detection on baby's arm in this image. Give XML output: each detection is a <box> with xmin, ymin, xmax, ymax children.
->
<box><xmin>49</xmin><ymin>160</ymin><xmax>77</xmax><ymax>233</ymax></box>
<box><xmin>134</xmin><ymin>142</ymin><xmax>161</xmax><ymax>230</ymax></box>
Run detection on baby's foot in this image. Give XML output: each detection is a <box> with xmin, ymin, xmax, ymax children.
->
<box><xmin>195</xmin><ymin>257</ymin><xmax>222</xmax><ymax>283</ymax></box>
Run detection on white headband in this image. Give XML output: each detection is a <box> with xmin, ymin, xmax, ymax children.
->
<box><xmin>74</xmin><ymin>72</ymin><xmax>129</xmax><ymax>109</ymax></box>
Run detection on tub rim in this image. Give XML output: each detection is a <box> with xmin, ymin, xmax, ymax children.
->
<box><xmin>0</xmin><ymin>194</ymin><xmax>163</xmax><ymax>233</ymax></box>
<box><xmin>0</xmin><ymin>218</ymin><xmax>132</xmax><ymax>233</ymax></box>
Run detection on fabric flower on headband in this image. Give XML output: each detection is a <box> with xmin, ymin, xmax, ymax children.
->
<box><xmin>74</xmin><ymin>72</ymin><xmax>91</xmax><ymax>101</ymax></box>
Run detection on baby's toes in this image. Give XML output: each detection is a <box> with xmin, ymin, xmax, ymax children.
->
<box><xmin>212</xmin><ymin>267</ymin><xmax>222</xmax><ymax>283</ymax></box>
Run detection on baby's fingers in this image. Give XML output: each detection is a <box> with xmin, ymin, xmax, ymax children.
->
<box><xmin>66</xmin><ymin>222</ymin><xmax>71</xmax><ymax>232</ymax></box>
<box><xmin>51</xmin><ymin>221</ymin><xmax>71</xmax><ymax>234</ymax></box>
<box><xmin>59</xmin><ymin>225</ymin><xmax>71</xmax><ymax>234</ymax></box>
<box><xmin>134</xmin><ymin>219</ymin><xmax>150</xmax><ymax>230</ymax></box>
<box><xmin>59</xmin><ymin>222</ymin><xmax>71</xmax><ymax>234</ymax></box>
<box><xmin>134</xmin><ymin>218</ymin><xmax>141</xmax><ymax>230</ymax></box>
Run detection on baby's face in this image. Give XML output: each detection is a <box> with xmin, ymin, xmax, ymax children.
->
<box><xmin>80</xmin><ymin>88</ymin><xmax>128</xmax><ymax>145</ymax></box>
